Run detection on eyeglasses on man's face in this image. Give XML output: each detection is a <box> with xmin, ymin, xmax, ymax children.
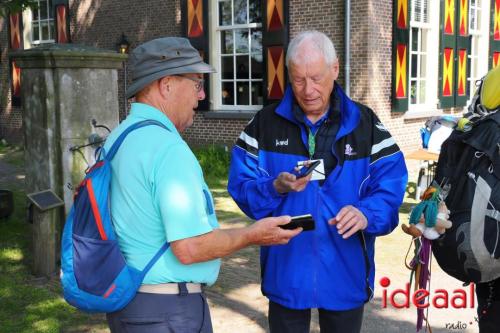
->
<box><xmin>175</xmin><ymin>75</ymin><xmax>205</xmax><ymax>92</ymax></box>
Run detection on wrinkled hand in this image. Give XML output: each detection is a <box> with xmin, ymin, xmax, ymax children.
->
<box><xmin>328</xmin><ymin>205</ymin><xmax>368</xmax><ymax>239</ymax></box>
<box><xmin>249</xmin><ymin>216</ymin><xmax>302</xmax><ymax>246</ymax></box>
<box><xmin>273</xmin><ymin>171</ymin><xmax>311</xmax><ymax>194</ymax></box>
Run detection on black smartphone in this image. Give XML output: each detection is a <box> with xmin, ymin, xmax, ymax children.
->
<box><xmin>294</xmin><ymin>160</ymin><xmax>321</xmax><ymax>179</ymax></box>
<box><xmin>280</xmin><ymin>214</ymin><xmax>315</xmax><ymax>231</ymax></box>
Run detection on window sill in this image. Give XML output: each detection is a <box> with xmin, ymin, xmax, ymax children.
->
<box><xmin>202</xmin><ymin>110</ymin><xmax>257</xmax><ymax>120</ymax></box>
<box><xmin>403</xmin><ymin>109</ymin><xmax>443</xmax><ymax>120</ymax></box>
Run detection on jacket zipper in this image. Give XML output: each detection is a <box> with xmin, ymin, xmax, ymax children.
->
<box><xmin>313</xmin><ymin>185</ymin><xmax>322</xmax><ymax>305</ymax></box>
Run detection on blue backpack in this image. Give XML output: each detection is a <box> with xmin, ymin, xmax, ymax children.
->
<box><xmin>61</xmin><ymin>120</ymin><xmax>169</xmax><ymax>313</ymax></box>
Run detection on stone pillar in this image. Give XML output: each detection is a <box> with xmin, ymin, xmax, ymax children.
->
<box><xmin>10</xmin><ymin>44</ymin><xmax>126</xmax><ymax>276</ymax></box>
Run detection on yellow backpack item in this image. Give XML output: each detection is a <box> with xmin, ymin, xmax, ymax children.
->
<box><xmin>467</xmin><ymin>66</ymin><xmax>500</xmax><ymax>120</ymax></box>
<box><xmin>480</xmin><ymin>65</ymin><xmax>500</xmax><ymax>111</ymax></box>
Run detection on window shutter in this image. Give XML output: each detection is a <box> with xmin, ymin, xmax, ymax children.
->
<box><xmin>53</xmin><ymin>0</ymin><xmax>70</xmax><ymax>43</ymax></box>
<box><xmin>392</xmin><ymin>0</ymin><xmax>409</xmax><ymax>112</ymax></box>
<box><xmin>262</xmin><ymin>0</ymin><xmax>289</xmax><ymax>104</ymax></box>
<box><xmin>8</xmin><ymin>12</ymin><xmax>23</xmax><ymax>106</ymax></box>
<box><xmin>181</xmin><ymin>0</ymin><xmax>210</xmax><ymax>110</ymax></box>
<box><xmin>454</xmin><ymin>0</ymin><xmax>470</xmax><ymax>107</ymax></box>
<box><xmin>438</xmin><ymin>0</ymin><xmax>457</xmax><ymax>108</ymax></box>
<box><xmin>490</xmin><ymin>0</ymin><xmax>500</xmax><ymax>69</ymax></box>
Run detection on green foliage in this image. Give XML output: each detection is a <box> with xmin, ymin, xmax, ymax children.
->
<box><xmin>192</xmin><ymin>145</ymin><xmax>231</xmax><ymax>187</ymax></box>
<box><xmin>0</xmin><ymin>0</ymin><xmax>38</xmax><ymax>17</ymax></box>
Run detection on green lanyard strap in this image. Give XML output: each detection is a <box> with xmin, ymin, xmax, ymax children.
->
<box><xmin>307</xmin><ymin>128</ymin><xmax>316</xmax><ymax>159</ymax></box>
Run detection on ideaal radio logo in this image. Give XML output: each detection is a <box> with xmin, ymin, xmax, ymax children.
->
<box><xmin>379</xmin><ymin>277</ymin><xmax>479</xmax><ymax>330</ymax></box>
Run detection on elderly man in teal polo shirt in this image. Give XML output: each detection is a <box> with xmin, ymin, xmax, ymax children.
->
<box><xmin>104</xmin><ymin>37</ymin><xmax>302</xmax><ymax>333</ymax></box>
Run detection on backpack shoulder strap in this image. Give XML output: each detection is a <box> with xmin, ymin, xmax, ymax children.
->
<box><xmin>106</xmin><ymin>120</ymin><xmax>168</xmax><ymax>161</ymax></box>
<box><xmin>140</xmin><ymin>242</ymin><xmax>171</xmax><ymax>277</ymax></box>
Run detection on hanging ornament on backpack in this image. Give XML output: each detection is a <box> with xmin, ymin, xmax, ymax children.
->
<box><xmin>402</xmin><ymin>184</ymin><xmax>453</xmax><ymax>332</ymax></box>
<box><xmin>402</xmin><ymin>186</ymin><xmax>452</xmax><ymax>240</ymax></box>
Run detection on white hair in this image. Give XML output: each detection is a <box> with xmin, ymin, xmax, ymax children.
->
<box><xmin>286</xmin><ymin>31</ymin><xmax>337</xmax><ymax>67</ymax></box>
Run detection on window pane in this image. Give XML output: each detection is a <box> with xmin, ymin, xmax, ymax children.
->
<box><xmin>219</xmin><ymin>0</ymin><xmax>232</xmax><ymax>26</ymax></box>
<box><xmin>41</xmin><ymin>22</ymin><xmax>50</xmax><ymax>41</ymax></box>
<box><xmin>472</xmin><ymin>54</ymin><xmax>478</xmax><ymax>77</ymax></box>
<box><xmin>33</xmin><ymin>25</ymin><xmax>40</xmax><ymax>42</ymax></box>
<box><xmin>49</xmin><ymin>21</ymin><xmax>55</xmax><ymax>40</ymax></box>
<box><xmin>476</xmin><ymin>10</ymin><xmax>481</xmax><ymax>30</ymax></box>
<box><xmin>411</xmin><ymin>28</ymin><xmax>418</xmax><ymax>51</ymax></box>
<box><xmin>249</xmin><ymin>0</ymin><xmax>261</xmax><ymax>23</ymax></box>
<box><xmin>414</xmin><ymin>0</ymin><xmax>421</xmax><ymax>22</ymax></box>
<box><xmin>40</xmin><ymin>0</ymin><xmax>48</xmax><ymax>20</ymax></box>
<box><xmin>221</xmin><ymin>56</ymin><xmax>234</xmax><ymax>80</ymax></box>
<box><xmin>220</xmin><ymin>30</ymin><xmax>234</xmax><ymax>54</ymax></box>
<box><xmin>473</xmin><ymin>38</ymin><xmax>479</xmax><ymax>56</ymax></box>
<box><xmin>251</xmin><ymin>53</ymin><xmax>263</xmax><ymax>79</ymax></box>
<box><xmin>411</xmin><ymin>54</ymin><xmax>418</xmax><ymax>78</ymax></box>
<box><xmin>233</xmin><ymin>0</ymin><xmax>248</xmax><ymax>24</ymax></box>
<box><xmin>236</xmin><ymin>55</ymin><xmax>249</xmax><ymax>79</ymax></box>
<box><xmin>419</xmin><ymin>80</ymin><xmax>426</xmax><ymax>104</ymax></box>
<box><xmin>236</xmin><ymin>82</ymin><xmax>250</xmax><ymax>105</ymax></box>
<box><xmin>420</xmin><ymin>29</ymin><xmax>427</xmax><ymax>52</ymax></box>
<box><xmin>410</xmin><ymin>80</ymin><xmax>417</xmax><ymax>104</ymax></box>
<box><xmin>251</xmin><ymin>81</ymin><xmax>263</xmax><ymax>105</ymax></box>
<box><xmin>420</xmin><ymin>54</ymin><xmax>426</xmax><ymax>78</ymax></box>
<box><xmin>251</xmin><ymin>29</ymin><xmax>262</xmax><ymax>54</ymax></box>
<box><xmin>422</xmin><ymin>0</ymin><xmax>428</xmax><ymax>23</ymax></box>
<box><xmin>222</xmin><ymin>81</ymin><xmax>234</xmax><ymax>105</ymax></box>
<box><xmin>470</xmin><ymin>9</ymin><xmax>476</xmax><ymax>30</ymax></box>
<box><xmin>235</xmin><ymin>29</ymin><xmax>249</xmax><ymax>54</ymax></box>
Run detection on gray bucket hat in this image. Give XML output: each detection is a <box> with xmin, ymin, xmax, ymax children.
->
<box><xmin>126</xmin><ymin>37</ymin><xmax>215</xmax><ymax>98</ymax></box>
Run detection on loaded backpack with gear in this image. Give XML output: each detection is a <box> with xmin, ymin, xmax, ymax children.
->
<box><xmin>431</xmin><ymin>66</ymin><xmax>500</xmax><ymax>284</ymax></box>
<box><xmin>60</xmin><ymin>120</ymin><xmax>169</xmax><ymax>313</ymax></box>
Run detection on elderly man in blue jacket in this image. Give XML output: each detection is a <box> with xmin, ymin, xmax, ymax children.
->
<box><xmin>228</xmin><ymin>30</ymin><xmax>408</xmax><ymax>333</ymax></box>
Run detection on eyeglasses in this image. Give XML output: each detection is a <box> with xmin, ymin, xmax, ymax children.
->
<box><xmin>175</xmin><ymin>75</ymin><xmax>205</xmax><ymax>92</ymax></box>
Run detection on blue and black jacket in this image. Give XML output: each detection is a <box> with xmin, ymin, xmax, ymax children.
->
<box><xmin>228</xmin><ymin>84</ymin><xmax>408</xmax><ymax>310</ymax></box>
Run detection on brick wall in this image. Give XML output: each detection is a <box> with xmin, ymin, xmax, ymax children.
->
<box><xmin>184</xmin><ymin>113</ymin><xmax>249</xmax><ymax>147</ymax></box>
<box><xmin>289</xmin><ymin>0</ymin><xmax>345</xmax><ymax>86</ymax></box>
<box><xmin>0</xmin><ymin>0</ymin><xmax>465</xmax><ymax>153</ymax></box>
<box><xmin>0</xmin><ymin>17</ymin><xmax>23</xmax><ymax>144</ymax></box>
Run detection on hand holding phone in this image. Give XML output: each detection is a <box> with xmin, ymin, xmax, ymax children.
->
<box><xmin>279</xmin><ymin>214</ymin><xmax>315</xmax><ymax>231</ymax></box>
<box><xmin>293</xmin><ymin>160</ymin><xmax>321</xmax><ymax>179</ymax></box>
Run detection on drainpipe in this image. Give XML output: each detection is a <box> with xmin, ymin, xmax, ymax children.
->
<box><xmin>345</xmin><ymin>0</ymin><xmax>351</xmax><ymax>96</ymax></box>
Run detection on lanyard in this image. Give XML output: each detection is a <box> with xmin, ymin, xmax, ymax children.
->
<box><xmin>307</xmin><ymin>127</ymin><xmax>316</xmax><ymax>159</ymax></box>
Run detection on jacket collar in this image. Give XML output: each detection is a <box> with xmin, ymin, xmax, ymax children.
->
<box><xmin>275</xmin><ymin>83</ymin><xmax>360</xmax><ymax>139</ymax></box>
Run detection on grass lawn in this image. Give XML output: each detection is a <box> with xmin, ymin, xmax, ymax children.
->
<box><xmin>0</xmin><ymin>190</ymin><xmax>108</xmax><ymax>333</ymax></box>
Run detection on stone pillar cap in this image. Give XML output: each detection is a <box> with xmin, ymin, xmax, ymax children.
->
<box><xmin>9</xmin><ymin>44</ymin><xmax>128</xmax><ymax>69</ymax></box>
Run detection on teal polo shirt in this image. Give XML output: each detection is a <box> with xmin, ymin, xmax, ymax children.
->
<box><xmin>103</xmin><ymin>103</ymin><xmax>220</xmax><ymax>285</ymax></box>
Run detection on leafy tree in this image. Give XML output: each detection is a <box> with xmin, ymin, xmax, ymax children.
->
<box><xmin>0</xmin><ymin>0</ymin><xmax>37</xmax><ymax>17</ymax></box>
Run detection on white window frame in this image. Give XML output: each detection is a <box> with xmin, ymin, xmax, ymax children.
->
<box><xmin>407</xmin><ymin>0</ymin><xmax>440</xmax><ymax>116</ymax></box>
<box><xmin>22</xmin><ymin>0</ymin><xmax>55</xmax><ymax>49</ymax></box>
<box><xmin>209</xmin><ymin>0</ymin><xmax>263</xmax><ymax>111</ymax></box>
<box><xmin>467</xmin><ymin>0</ymin><xmax>491</xmax><ymax>104</ymax></box>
